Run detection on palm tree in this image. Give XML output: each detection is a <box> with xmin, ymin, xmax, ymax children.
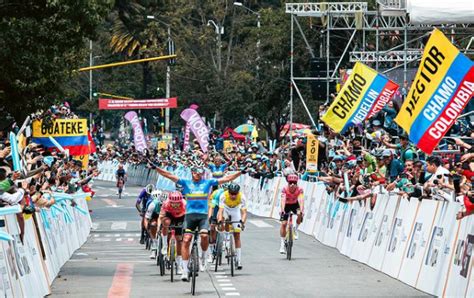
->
<box><xmin>109</xmin><ymin>1</ymin><xmax>157</xmax><ymax>98</ymax></box>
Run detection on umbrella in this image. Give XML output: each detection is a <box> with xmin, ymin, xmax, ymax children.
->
<box><xmin>279</xmin><ymin>123</ymin><xmax>311</xmax><ymax>137</ymax></box>
<box><xmin>235</xmin><ymin>124</ymin><xmax>255</xmax><ymax>134</ymax></box>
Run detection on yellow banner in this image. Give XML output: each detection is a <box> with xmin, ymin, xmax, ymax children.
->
<box><xmin>321</xmin><ymin>62</ymin><xmax>377</xmax><ymax>133</ymax></box>
<box><xmin>32</xmin><ymin>119</ymin><xmax>88</xmax><ymax>137</ymax></box>
<box><xmin>73</xmin><ymin>154</ymin><xmax>89</xmax><ymax>170</ymax></box>
<box><xmin>395</xmin><ymin>28</ymin><xmax>460</xmax><ymax>133</ymax></box>
<box><xmin>306</xmin><ymin>134</ymin><xmax>319</xmax><ymax>173</ymax></box>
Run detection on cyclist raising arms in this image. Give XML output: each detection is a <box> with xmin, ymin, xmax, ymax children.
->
<box><xmin>137</xmin><ymin>184</ymin><xmax>155</xmax><ymax>244</ymax></box>
<box><xmin>279</xmin><ymin>174</ymin><xmax>304</xmax><ymax>254</ymax></box>
<box><xmin>154</xmin><ymin>165</ymin><xmax>242</xmax><ymax>281</ymax></box>
<box><xmin>158</xmin><ymin>191</ymin><xmax>186</xmax><ymax>274</ymax></box>
<box><xmin>144</xmin><ymin>189</ymin><xmax>163</xmax><ymax>258</ymax></box>
<box><xmin>217</xmin><ymin>183</ymin><xmax>247</xmax><ymax>269</ymax></box>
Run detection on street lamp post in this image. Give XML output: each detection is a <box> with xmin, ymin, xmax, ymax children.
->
<box><xmin>207</xmin><ymin>20</ymin><xmax>224</xmax><ymax>74</ymax></box>
<box><xmin>233</xmin><ymin>2</ymin><xmax>260</xmax><ymax>78</ymax></box>
<box><xmin>146</xmin><ymin>15</ymin><xmax>173</xmax><ymax>133</ymax></box>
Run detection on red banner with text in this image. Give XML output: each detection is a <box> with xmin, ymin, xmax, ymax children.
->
<box><xmin>98</xmin><ymin>97</ymin><xmax>178</xmax><ymax>110</ymax></box>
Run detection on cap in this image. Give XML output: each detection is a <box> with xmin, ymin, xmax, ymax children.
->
<box><xmin>372</xmin><ymin>120</ymin><xmax>381</xmax><ymax>126</ymax></box>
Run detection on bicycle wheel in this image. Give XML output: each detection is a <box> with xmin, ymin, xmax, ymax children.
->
<box><xmin>156</xmin><ymin>237</ymin><xmax>162</xmax><ymax>266</ymax></box>
<box><xmin>170</xmin><ymin>239</ymin><xmax>176</xmax><ymax>282</ymax></box>
<box><xmin>229</xmin><ymin>234</ymin><xmax>235</xmax><ymax>277</ymax></box>
<box><xmin>287</xmin><ymin>226</ymin><xmax>293</xmax><ymax>261</ymax></box>
<box><xmin>159</xmin><ymin>254</ymin><xmax>165</xmax><ymax>276</ymax></box>
<box><xmin>191</xmin><ymin>245</ymin><xmax>198</xmax><ymax>295</ymax></box>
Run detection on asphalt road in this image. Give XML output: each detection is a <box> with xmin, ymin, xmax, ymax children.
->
<box><xmin>50</xmin><ymin>181</ymin><xmax>428</xmax><ymax>297</ymax></box>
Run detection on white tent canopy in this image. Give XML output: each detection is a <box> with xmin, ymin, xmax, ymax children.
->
<box><xmin>407</xmin><ymin>0</ymin><xmax>474</xmax><ymax>24</ymax></box>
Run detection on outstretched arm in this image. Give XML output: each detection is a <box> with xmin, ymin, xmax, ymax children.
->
<box><xmin>155</xmin><ymin>167</ymin><xmax>179</xmax><ymax>183</ymax></box>
<box><xmin>217</xmin><ymin>171</ymin><xmax>241</xmax><ymax>185</ymax></box>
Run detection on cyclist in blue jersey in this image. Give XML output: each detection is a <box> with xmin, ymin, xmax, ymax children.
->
<box><xmin>154</xmin><ymin>165</ymin><xmax>242</xmax><ymax>281</ymax></box>
<box><xmin>208</xmin><ymin>156</ymin><xmax>229</xmax><ymax>179</ymax></box>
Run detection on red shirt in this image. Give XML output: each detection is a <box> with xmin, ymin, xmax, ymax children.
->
<box><xmin>161</xmin><ymin>199</ymin><xmax>186</xmax><ymax>218</ymax></box>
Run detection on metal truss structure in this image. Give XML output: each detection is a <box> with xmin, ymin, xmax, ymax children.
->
<box><xmin>285</xmin><ymin>1</ymin><xmax>474</xmax><ymax>130</ymax></box>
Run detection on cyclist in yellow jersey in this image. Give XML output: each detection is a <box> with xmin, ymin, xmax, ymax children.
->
<box><xmin>217</xmin><ymin>183</ymin><xmax>247</xmax><ymax>269</ymax></box>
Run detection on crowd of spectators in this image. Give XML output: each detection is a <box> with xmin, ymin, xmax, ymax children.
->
<box><xmin>99</xmin><ymin>106</ymin><xmax>474</xmax><ymax>221</ymax></box>
<box><xmin>0</xmin><ymin>103</ymin><xmax>99</xmax><ymax>241</ymax></box>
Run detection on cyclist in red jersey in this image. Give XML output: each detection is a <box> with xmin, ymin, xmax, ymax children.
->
<box><xmin>159</xmin><ymin>191</ymin><xmax>186</xmax><ymax>274</ymax></box>
<box><xmin>279</xmin><ymin>174</ymin><xmax>304</xmax><ymax>253</ymax></box>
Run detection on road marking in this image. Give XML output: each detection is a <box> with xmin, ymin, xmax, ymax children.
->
<box><xmin>116</xmin><ymin>238</ymin><xmax>122</xmax><ymax>242</ymax></box>
<box><xmin>107</xmin><ymin>263</ymin><xmax>134</xmax><ymax>298</ymax></box>
<box><xmin>114</xmin><ymin>234</ymin><xmax>120</xmax><ymax>237</ymax></box>
<box><xmin>222</xmin><ymin>287</ymin><xmax>237</xmax><ymax>291</ymax></box>
<box><xmin>214</xmin><ymin>271</ymin><xmax>226</xmax><ymax>275</ymax></box>
<box><xmin>102</xmin><ymin>199</ymin><xmax>117</xmax><ymax>207</ymax></box>
<box><xmin>95</xmin><ymin>238</ymin><xmax>112</xmax><ymax>242</ymax></box>
<box><xmin>94</xmin><ymin>234</ymin><xmax>100</xmax><ymax>238</ymax></box>
<box><xmin>248</xmin><ymin>220</ymin><xmax>272</xmax><ymax>228</ymax></box>
<box><xmin>218</xmin><ymin>279</ymin><xmax>231</xmax><ymax>282</ymax></box>
<box><xmin>216</xmin><ymin>275</ymin><xmax>228</xmax><ymax>279</ymax></box>
<box><xmin>127</xmin><ymin>238</ymin><xmax>133</xmax><ymax>242</ymax></box>
<box><xmin>225</xmin><ymin>293</ymin><xmax>240</xmax><ymax>296</ymax></box>
<box><xmin>92</xmin><ymin>223</ymin><xmax>99</xmax><ymax>230</ymax></box>
<box><xmin>219</xmin><ymin>283</ymin><xmax>233</xmax><ymax>287</ymax></box>
<box><xmin>104</xmin><ymin>234</ymin><xmax>112</xmax><ymax>237</ymax></box>
<box><xmin>111</xmin><ymin>222</ymin><xmax>127</xmax><ymax>230</ymax></box>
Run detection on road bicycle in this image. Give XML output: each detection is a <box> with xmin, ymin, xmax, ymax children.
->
<box><xmin>188</xmin><ymin>228</ymin><xmax>200</xmax><ymax>296</ymax></box>
<box><xmin>285</xmin><ymin>211</ymin><xmax>295</xmax><ymax>260</ymax></box>
<box><xmin>117</xmin><ymin>177</ymin><xmax>124</xmax><ymax>199</ymax></box>
<box><xmin>221</xmin><ymin>218</ymin><xmax>243</xmax><ymax>277</ymax></box>
<box><xmin>213</xmin><ymin>229</ymin><xmax>223</xmax><ymax>272</ymax></box>
<box><xmin>166</xmin><ymin>224</ymin><xmax>182</xmax><ymax>282</ymax></box>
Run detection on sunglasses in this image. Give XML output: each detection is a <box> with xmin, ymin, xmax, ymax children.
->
<box><xmin>289</xmin><ymin>182</ymin><xmax>297</xmax><ymax>185</ymax></box>
<box><xmin>229</xmin><ymin>192</ymin><xmax>238</xmax><ymax>196</ymax></box>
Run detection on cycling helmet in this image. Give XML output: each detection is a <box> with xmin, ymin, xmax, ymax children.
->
<box><xmin>286</xmin><ymin>174</ymin><xmax>298</xmax><ymax>183</ymax></box>
<box><xmin>221</xmin><ymin>183</ymin><xmax>230</xmax><ymax>189</ymax></box>
<box><xmin>169</xmin><ymin>191</ymin><xmax>183</xmax><ymax>202</ymax></box>
<box><xmin>228</xmin><ymin>183</ymin><xmax>240</xmax><ymax>194</ymax></box>
<box><xmin>145</xmin><ymin>184</ymin><xmax>154</xmax><ymax>195</ymax></box>
<box><xmin>151</xmin><ymin>190</ymin><xmax>162</xmax><ymax>200</ymax></box>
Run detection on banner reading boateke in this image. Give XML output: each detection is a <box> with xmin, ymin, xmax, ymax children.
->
<box><xmin>180</xmin><ymin>107</ymin><xmax>209</xmax><ymax>152</ymax></box>
<box><xmin>321</xmin><ymin>62</ymin><xmax>399</xmax><ymax>133</ymax></box>
<box><xmin>395</xmin><ymin>29</ymin><xmax>474</xmax><ymax>154</ymax></box>
<box><xmin>124</xmin><ymin>111</ymin><xmax>148</xmax><ymax>152</ymax></box>
<box><xmin>32</xmin><ymin>119</ymin><xmax>89</xmax><ymax>155</ymax></box>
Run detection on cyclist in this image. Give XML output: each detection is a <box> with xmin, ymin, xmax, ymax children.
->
<box><xmin>279</xmin><ymin>174</ymin><xmax>304</xmax><ymax>254</ymax></box>
<box><xmin>154</xmin><ymin>164</ymin><xmax>242</xmax><ymax>282</ymax></box>
<box><xmin>217</xmin><ymin>183</ymin><xmax>247</xmax><ymax>269</ymax></box>
<box><xmin>136</xmin><ymin>184</ymin><xmax>155</xmax><ymax>244</ymax></box>
<box><xmin>115</xmin><ymin>164</ymin><xmax>127</xmax><ymax>195</ymax></box>
<box><xmin>208</xmin><ymin>156</ymin><xmax>229</xmax><ymax>178</ymax></box>
<box><xmin>159</xmin><ymin>191</ymin><xmax>186</xmax><ymax>274</ymax></box>
<box><xmin>144</xmin><ymin>190</ymin><xmax>164</xmax><ymax>258</ymax></box>
<box><xmin>207</xmin><ymin>184</ymin><xmax>226</xmax><ymax>263</ymax></box>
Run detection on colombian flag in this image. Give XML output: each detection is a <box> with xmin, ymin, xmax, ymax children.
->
<box><xmin>31</xmin><ymin>119</ymin><xmax>90</xmax><ymax>155</ymax></box>
<box><xmin>395</xmin><ymin>29</ymin><xmax>474</xmax><ymax>154</ymax></box>
<box><xmin>321</xmin><ymin>62</ymin><xmax>398</xmax><ymax>133</ymax></box>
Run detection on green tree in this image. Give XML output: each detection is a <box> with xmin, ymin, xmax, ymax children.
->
<box><xmin>0</xmin><ymin>0</ymin><xmax>112</xmax><ymax>121</ymax></box>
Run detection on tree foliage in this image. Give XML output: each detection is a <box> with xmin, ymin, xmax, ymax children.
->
<box><xmin>0</xmin><ymin>0</ymin><xmax>112</xmax><ymax>121</ymax></box>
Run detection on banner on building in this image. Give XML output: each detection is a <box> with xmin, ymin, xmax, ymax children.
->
<box><xmin>32</xmin><ymin>119</ymin><xmax>89</xmax><ymax>155</ymax></box>
<box><xmin>395</xmin><ymin>28</ymin><xmax>474</xmax><ymax>154</ymax></box>
<box><xmin>124</xmin><ymin>111</ymin><xmax>148</xmax><ymax>152</ymax></box>
<box><xmin>321</xmin><ymin>62</ymin><xmax>399</xmax><ymax>133</ymax></box>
